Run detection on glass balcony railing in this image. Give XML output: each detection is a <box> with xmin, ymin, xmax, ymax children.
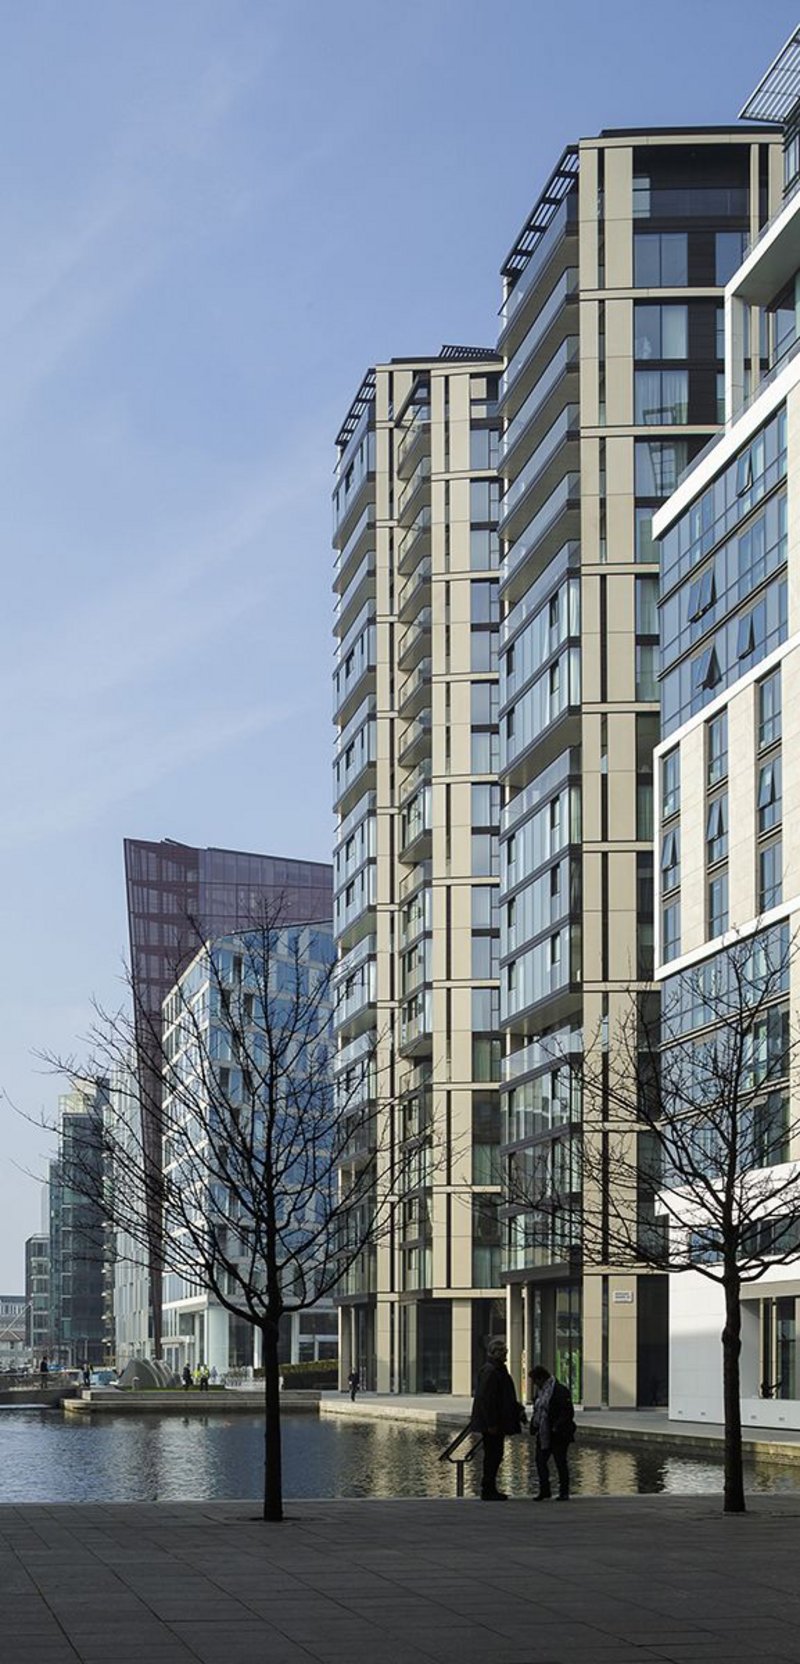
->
<box><xmin>397</xmin><ymin>508</ymin><xmax>432</xmax><ymax>576</ymax></box>
<box><xmin>397</xmin><ymin>407</ymin><xmax>430</xmax><ymax>475</ymax></box>
<box><xmin>398</xmin><ymin>558</ymin><xmax>431</xmax><ymax>620</ymax></box>
<box><xmin>500</xmin><ymin>405</ymin><xmax>578</xmax><ymax>530</ymax></box>
<box><xmin>501</xmin><ymin>272</ymin><xmax>578</xmax><ymax>409</ymax></box>
<box><xmin>501</xmin><ymin>473</ymin><xmax>580</xmax><ymax>592</ymax></box>
<box><xmin>397</xmin><ymin>455</ymin><xmax>431</xmax><ymax>524</ymax></box>
<box><xmin>502</xmin><ymin>338</ymin><xmax>579</xmax><ymax>457</ymax></box>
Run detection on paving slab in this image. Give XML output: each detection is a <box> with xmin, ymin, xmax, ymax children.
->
<box><xmin>0</xmin><ymin>1496</ymin><xmax>798</xmax><ymax>1663</ymax></box>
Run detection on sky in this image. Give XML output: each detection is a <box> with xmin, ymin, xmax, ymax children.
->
<box><xmin>0</xmin><ymin>0</ymin><xmax>797</xmax><ymax>1289</ymax></box>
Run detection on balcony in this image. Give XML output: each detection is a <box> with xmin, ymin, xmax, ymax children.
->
<box><xmin>500</xmin><ymin>473</ymin><xmax>580</xmax><ymax>609</ymax></box>
<box><xmin>499</xmin><ymin>406</ymin><xmax>579</xmax><ymax>543</ymax></box>
<box><xmin>396</xmin><ymin>407</ymin><xmax>430</xmax><ymax>479</ymax></box>
<box><xmin>399</xmin><ymin>992</ymin><xmax>432</xmax><ymax>1058</ymax></box>
<box><xmin>398</xmin><ymin>658</ymin><xmax>431</xmax><ymax>721</ymax></box>
<box><xmin>398</xmin><ymin>860</ymin><xmax>431</xmax><ymax>903</ymax></box>
<box><xmin>334</xmin><ymin>503</ymin><xmax>375</xmax><ymax>595</ymax></box>
<box><xmin>397</xmin><ymin>712</ymin><xmax>431</xmax><ymax>770</ymax></box>
<box><xmin>333</xmin><ymin>460</ymin><xmax>375</xmax><ymax>550</ymax></box>
<box><xmin>501</xmin><ymin>275</ymin><xmax>578</xmax><ymax>421</ymax></box>
<box><xmin>396</xmin><ymin>456</ymin><xmax>431</xmax><ymax>527</ymax></box>
<box><xmin>501</xmin><ymin>336</ymin><xmax>579</xmax><ymax>461</ymax></box>
<box><xmin>399</xmin><ymin>785</ymin><xmax>432</xmax><ymax>864</ymax></box>
<box><xmin>397</xmin><ymin>558</ymin><xmax>431</xmax><ymax>623</ymax></box>
<box><xmin>334</xmin><ymin>552</ymin><xmax>376</xmax><ymax>640</ymax></box>
<box><xmin>397</xmin><ymin>609</ymin><xmax>432</xmax><ymax>671</ymax></box>
<box><xmin>501</xmin><ymin>1028</ymin><xmax>582</xmax><ymax>1083</ymax></box>
<box><xmin>399</xmin><ymin>889</ymin><xmax>431</xmax><ymax>949</ymax></box>
<box><xmin>397</xmin><ymin>508</ymin><xmax>432</xmax><ymax>577</ymax></box>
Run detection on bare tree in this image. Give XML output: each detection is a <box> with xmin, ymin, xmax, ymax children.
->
<box><xmin>39</xmin><ymin>902</ymin><xmax>414</xmax><ymax>1522</ymax></box>
<box><xmin>505</xmin><ymin>923</ymin><xmax>800</xmax><ymax>1513</ymax></box>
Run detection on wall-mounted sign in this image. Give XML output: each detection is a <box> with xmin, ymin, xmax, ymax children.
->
<box><xmin>612</xmin><ymin>1290</ymin><xmax>634</xmax><ymax>1304</ymax></box>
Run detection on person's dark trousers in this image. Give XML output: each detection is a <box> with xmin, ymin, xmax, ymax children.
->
<box><xmin>481</xmin><ymin>1432</ymin><xmax>505</xmax><ymax>1496</ymax></box>
<box><xmin>535</xmin><ymin>1438</ymin><xmax>570</xmax><ymax>1498</ymax></box>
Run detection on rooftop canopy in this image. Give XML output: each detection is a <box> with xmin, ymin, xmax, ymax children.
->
<box><xmin>740</xmin><ymin>26</ymin><xmax>800</xmax><ymax>124</ymax></box>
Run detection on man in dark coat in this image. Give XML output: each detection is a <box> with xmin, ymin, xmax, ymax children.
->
<box><xmin>530</xmin><ymin>1364</ymin><xmax>576</xmax><ymax>1500</ymax></box>
<box><xmin>471</xmin><ymin>1337</ymin><xmax>525</xmax><ymax>1501</ymax></box>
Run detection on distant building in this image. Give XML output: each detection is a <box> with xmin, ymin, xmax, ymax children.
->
<box><xmin>110</xmin><ymin>1053</ymin><xmax>151</xmax><ymax>1369</ymax></box>
<box><xmin>0</xmin><ymin>1294</ymin><xmax>28</xmax><ymax>1373</ymax></box>
<box><xmin>160</xmin><ymin>925</ymin><xmax>338</xmax><ymax>1377</ymax></box>
<box><xmin>123</xmin><ymin>837</ymin><xmax>333</xmax><ymax>1353</ymax></box>
<box><xmin>49</xmin><ymin>1081</ymin><xmax>110</xmax><ymax>1369</ymax></box>
<box><xmin>24</xmin><ymin>1235</ymin><xmax>50</xmax><ymax>1364</ymax></box>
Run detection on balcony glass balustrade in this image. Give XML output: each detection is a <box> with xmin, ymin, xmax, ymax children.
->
<box><xmin>501</xmin><ymin>193</ymin><xmax>577</xmax><ymax>334</ymax></box>
<box><xmin>397</xmin><ymin>508</ymin><xmax>432</xmax><ymax>576</ymax></box>
<box><xmin>502</xmin><ymin>337</ymin><xmax>579</xmax><ymax>460</ymax></box>
<box><xmin>501</xmin><ymin>272</ymin><xmax>578</xmax><ymax>413</ymax></box>
<box><xmin>500</xmin><ymin>405</ymin><xmax>579</xmax><ymax>536</ymax></box>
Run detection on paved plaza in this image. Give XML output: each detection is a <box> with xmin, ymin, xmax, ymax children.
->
<box><xmin>0</xmin><ymin>1494</ymin><xmax>799</xmax><ymax>1664</ymax></box>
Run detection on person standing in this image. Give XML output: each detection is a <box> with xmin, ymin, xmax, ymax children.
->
<box><xmin>347</xmin><ymin>1368</ymin><xmax>360</xmax><ymax>1402</ymax></box>
<box><xmin>182</xmin><ymin>1363</ymin><xmax>193</xmax><ymax>1390</ymax></box>
<box><xmin>470</xmin><ymin>1337</ymin><xmax>525</xmax><ymax>1501</ymax></box>
<box><xmin>530</xmin><ymin>1364</ymin><xmax>576</xmax><ymax>1501</ymax></box>
<box><xmin>39</xmin><ymin>1355</ymin><xmax>48</xmax><ymax>1389</ymax></box>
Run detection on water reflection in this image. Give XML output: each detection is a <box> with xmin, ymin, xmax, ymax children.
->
<box><xmin>0</xmin><ymin>1410</ymin><xmax>795</xmax><ymax>1503</ymax></box>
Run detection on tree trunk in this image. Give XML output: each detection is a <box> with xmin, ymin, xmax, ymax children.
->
<box><xmin>261</xmin><ymin>1319</ymin><xmax>283</xmax><ymax>1522</ymax></box>
<box><xmin>722</xmin><ymin>1270</ymin><xmax>745</xmax><ymax>1514</ymax></box>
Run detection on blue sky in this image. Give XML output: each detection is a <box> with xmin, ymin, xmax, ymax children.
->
<box><xmin>0</xmin><ymin>0</ymin><xmax>796</xmax><ymax>1288</ymax></box>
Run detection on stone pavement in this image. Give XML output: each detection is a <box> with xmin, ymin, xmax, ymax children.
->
<box><xmin>2</xmin><ymin>1495</ymin><xmax>800</xmax><ymax>1664</ymax></box>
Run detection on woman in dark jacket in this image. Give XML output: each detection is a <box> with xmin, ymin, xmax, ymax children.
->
<box><xmin>530</xmin><ymin>1363</ymin><xmax>576</xmax><ymax>1500</ymax></box>
<box><xmin>471</xmin><ymin>1337</ymin><xmax>525</xmax><ymax>1500</ymax></box>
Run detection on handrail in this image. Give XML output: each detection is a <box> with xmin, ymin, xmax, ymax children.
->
<box><xmin>439</xmin><ymin>1421</ymin><xmax>483</xmax><ymax>1497</ymax></box>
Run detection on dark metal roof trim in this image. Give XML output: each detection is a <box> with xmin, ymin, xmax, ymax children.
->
<box><xmin>740</xmin><ymin>28</ymin><xmax>800</xmax><ymax>123</ymax></box>
<box><xmin>336</xmin><ymin>368</ymin><xmax>377</xmax><ymax>453</ymax></box>
<box><xmin>500</xmin><ymin>145</ymin><xmax>579</xmax><ymax>283</ymax></box>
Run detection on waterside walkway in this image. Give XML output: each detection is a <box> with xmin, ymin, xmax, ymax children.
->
<box><xmin>322</xmin><ymin>1393</ymin><xmax>800</xmax><ymax>1465</ymax></box>
<box><xmin>2</xmin><ymin>1494</ymin><xmax>800</xmax><ymax>1664</ymax></box>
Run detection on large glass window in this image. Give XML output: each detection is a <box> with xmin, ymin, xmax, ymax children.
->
<box><xmin>759</xmin><ymin>840</ymin><xmax>782</xmax><ymax>912</ymax></box>
<box><xmin>634</xmin><ymin>304</ymin><xmax>688</xmax><ymax>359</ymax></box>
<box><xmin>758</xmin><ymin>668</ymin><xmax>782</xmax><ymax>750</ymax></box>
<box><xmin>706</xmin><ymin>794</ymin><xmax>728</xmax><ymax>865</ymax></box>
<box><xmin>715</xmin><ymin>230</ymin><xmax>748</xmax><ymax>286</ymax></box>
<box><xmin>708</xmin><ymin>872</ymin><xmax>728</xmax><ymax>937</ymax></box>
<box><xmin>634</xmin><ymin>233</ymin><xmax>688</xmax><ymax>287</ymax></box>
<box><xmin>661</xmin><ymin>750</ymin><xmax>680</xmax><ymax>820</ymax></box>
<box><xmin>758</xmin><ymin>758</ymin><xmax>782</xmax><ymax>835</ymax></box>
<box><xmin>707</xmin><ymin>711</ymin><xmax>728</xmax><ymax>788</ymax></box>
<box><xmin>662</xmin><ymin>901</ymin><xmax>680</xmax><ymax>963</ymax></box>
<box><xmin>635</xmin><ymin>439</ymin><xmax>691</xmax><ymax>498</ymax></box>
<box><xmin>635</xmin><ymin>370</ymin><xmax>688</xmax><ymax>425</ymax></box>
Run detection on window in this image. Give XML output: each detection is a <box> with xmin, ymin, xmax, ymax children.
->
<box><xmin>635</xmin><ymin>439</ymin><xmax>690</xmax><ymax>498</ymax></box>
<box><xmin>759</xmin><ymin>841</ymin><xmax>782</xmax><ymax>911</ymax></box>
<box><xmin>708</xmin><ymin>872</ymin><xmax>728</xmax><ymax>937</ymax></box>
<box><xmin>661</xmin><ymin>828</ymin><xmax>680</xmax><ymax>893</ymax></box>
<box><xmin>634</xmin><ymin>304</ymin><xmax>688</xmax><ymax>360</ymax></box>
<box><xmin>758</xmin><ymin>759</ymin><xmax>782</xmax><ymax>835</ymax></box>
<box><xmin>634</xmin><ymin>233</ymin><xmax>688</xmax><ymax>287</ymax></box>
<box><xmin>635</xmin><ymin>576</ymin><xmax>659</xmax><ymax>636</ymax></box>
<box><xmin>635</xmin><ymin>507</ymin><xmax>655</xmax><ymax>561</ymax></box>
<box><xmin>758</xmin><ymin>669</ymin><xmax>781</xmax><ymax>749</ymax></box>
<box><xmin>635</xmin><ymin>644</ymin><xmax>658</xmax><ymax>701</ymax></box>
<box><xmin>662</xmin><ymin>901</ymin><xmax>680</xmax><ymax>963</ymax></box>
<box><xmin>692</xmin><ymin>646</ymin><xmax>721</xmax><ymax>695</ymax></box>
<box><xmin>635</xmin><ymin>369</ymin><xmax>688</xmax><ymax>425</ymax></box>
<box><xmin>688</xmin><ymin>566</ymin><xmax>715</xmax><ymax>622</ymax></box>
<box><xmin>707</xmin><ymin>712</ymin><xmax>728</xmax><ymax>787</ymax></box>
<box><xmin>737</xmin><ymin>602</ymin><xmax>766</xmax><ymax>661</ymax></box>
<box><xmin>662</xmin><ymin>750</ymin><xmax>680</xmax><ymax>820</ymax></box>
<box><xmin>715</xmin><ymin>231</ymin><xmax>747</xmax><ymax>286</ymax></box>
<box><xmin>706</xmin><ymin>795</ymin><xmax>728</xmax><ymax>865</ymax></box>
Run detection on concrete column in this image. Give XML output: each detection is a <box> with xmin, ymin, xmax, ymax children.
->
<box><xmin>205</xmin><ymin>1303</ymin><xmax>229</xmax><ymax>1374</ymax></box>
<box><xmin>507</xmin><ymin>1285</ymin><xmax>524</xmax><ymax>1398</ymax></box>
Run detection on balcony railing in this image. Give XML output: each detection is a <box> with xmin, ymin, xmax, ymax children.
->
<box><xmin>397</xmin><ymin>407</ymin><xmax>430</xmax><ymax>476</ymax></box>
<box><xmin>398</xmin><ymin>558</ymin><xmax>431</xmax><ymax>621</ymax></box>
<box><xmin>397</xmin><ymin>455</ymin><xmax>431</xmax><ymax>525</ymax></box>
<box><xmin>397</xmin><ymin>508</ymin><xmax>432</xmax><ymax>576</ymax></box>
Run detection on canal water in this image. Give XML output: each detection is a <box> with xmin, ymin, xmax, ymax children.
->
<box><xmin>0</xmin><ymin>1409</ymin><xmax>797</xmax><ymax>1503</ymax></box>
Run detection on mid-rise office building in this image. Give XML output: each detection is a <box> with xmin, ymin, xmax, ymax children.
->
<box><xmin>496</xmin><ymin>122</ymin><xmax>783</xmax><ymax>1407</ymax></box>
<box><xmin>123</xmin><ymin>837</ymin><xmax>332</xmax><ymax>1352</ymax></box>
<box><xmin>161</xmin><ymin>925</ymin><xmax>338</xmax><ymax>1376</ymax></box>
<box><xmin>110</xmin><ymin>1053</ymin><xmax>151</xmax><ymax>1369</ymax></box>
<box><xmin>0</xmin><ymin>1294</ymin><xmax>28</xmax><ymax>1373</ymax></box>
<box><xmin>25</xmin><ymin>1235</ymin><xmax>50</xmax><ymax>1364</ymax></box>
<box><xmin>49</xmin><ymin>1081</ymin><xmax>110</xmax><ymax>1369</ymax></box>
<box><xmin>653</xmin><ymin>31</ymin><xmax>800</xmax><ymax>1426</ymax></box>
<box><xmin>333</xmin><ymin>348</ymin><xmax>505</xmax><ymax>1395</ymax></box>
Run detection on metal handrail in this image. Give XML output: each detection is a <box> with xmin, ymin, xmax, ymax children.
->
<box><xmin>439</xmin><ymin>1422</ymin><xmax>483</xmax><ymax>1497</ymax></box>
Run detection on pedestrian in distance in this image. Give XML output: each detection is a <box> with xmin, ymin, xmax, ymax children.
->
<box><xmin>199</xmin><ymin>1363</ymin><xmax>210</xmax><ymax>1392</ymax></box>
<box><xmin>348</xmin><ymin>1368</ymin><xmax>360</xmax><ymax>1402</ymax></box>
<box><xmin>182</xmin><ymin>1363</ymin><xmax>193</xmax><ymax>1390</ymax></box>
<box><xmin>530</xmin><ymin>1364</ymin><xmax>576</xmax><ymax>1501</ymax></box>
<box><xmin>82</xmin><ymin>1363</ymin><xmax>91</xmax><ymax>1388</ymax></box>
<box><xmin>39</xmin><ymin>1355</ymin><xmax>48</xmax><ymax>1388</ymax></box>
<box><xmin>470</xmin><ymin>1337</ymin><xmax>526</xmax><ymax>1501</ymax></box>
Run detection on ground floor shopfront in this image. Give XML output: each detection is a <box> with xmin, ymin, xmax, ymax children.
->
<box><xmin>163</xmin><ymin>1298</ymin><xmax>338</xmax><ymax>1379</ymax></box>
<box><xmin>339</xmin><ymin>1296</ymin><xmax>507</xmax><ymax>1396</ymax></box>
